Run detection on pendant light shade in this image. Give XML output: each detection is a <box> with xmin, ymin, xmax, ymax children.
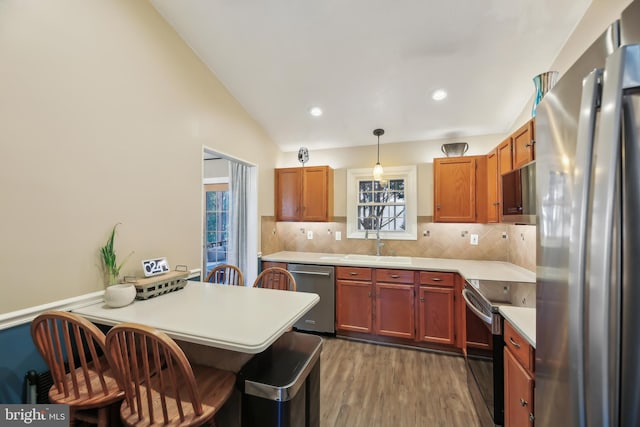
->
<box><xmin>373</xmin><ymin>128</ymin><xmax>384</xmax><ymax>180</ymax></box>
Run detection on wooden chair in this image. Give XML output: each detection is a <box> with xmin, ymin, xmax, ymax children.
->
<box><xmin>105</xmin><ymin>323</ymin><xmax>235</xmax><ymax>427</ymax></box>
<box><xmin>30</xmin><ymin>311</ymin><xmax>124</xmax><ymax>427</ymax></box>
<box><xmin>205</xmin><ymin>264</ymin><xmax>244</xmax><ymax>286</ymax></box>
<box><xmin>252</xmin><ymin>267</ymin><xmax>297</xmax><ymax>291</ymax></box>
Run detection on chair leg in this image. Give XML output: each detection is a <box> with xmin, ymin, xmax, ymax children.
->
<box><xmin>97</xmin><ymin>407</ymin><xmax>108</xmax><ymax>427</ymax></box>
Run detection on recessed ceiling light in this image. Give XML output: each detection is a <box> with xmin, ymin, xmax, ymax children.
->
<box><xmin>309</xmin><ymin>107</ymin><xmax>323</xmax><ymax>117</ymax></box>
<box><xmin>432</xmin><ymin>89</ymin><xmax>448</xmax><ymax>101</ymax></box>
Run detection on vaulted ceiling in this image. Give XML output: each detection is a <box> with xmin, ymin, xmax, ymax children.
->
<box><xmin>151</xmin><ymin>0</ymin><xmax>591</xmax><ymax>151</ymax></box>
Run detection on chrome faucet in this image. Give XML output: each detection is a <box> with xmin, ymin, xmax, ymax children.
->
<box><xmin>364</xmin><ymin>214</ymin><xmax>384</xmax><ymax>255</ymax></box>
<box><xmin>375</xmin><ymin>216</ymin><xmax>384</xmax><ymax>256</ymax></box>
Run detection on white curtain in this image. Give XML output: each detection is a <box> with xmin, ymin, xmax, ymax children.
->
<box><xmin>228</xmin><ymin>162</ymin><xmax>249</xmax><ymax>280</ymax></box>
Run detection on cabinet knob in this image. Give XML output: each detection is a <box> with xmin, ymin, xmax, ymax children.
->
<box><xmin>431</xmin><ymin>277</ymin><xmax>442</xmax><ymax>281</ymax></box>
<box><xmin>436</xmin><ymin>204</ymin><xmax>441</xmax><ymax>209</ymax></box>
<box><xmin>419</xmin><ymin>297</ymin><xmax>425</xmax><ymax>302</ymax></box>
<box><xmin>529</xmin><ymin>413</ymin><xmax>535</xmax><ymax>422</ymax></box>
<box><xmin>350</xmin><ymin>272</ymin><xmax>358</xmax><ymax>276</ymax></box>
<box><xmin>368</xmin><ymin>292</ymin><xmax>371</xmax><ymax>298</ymax></box>
<box><xmin>520</xmin><ymin>398</ymin><xmax>528</xmax><ymax>407</ymax></box>
<box><xmin>391</xmin><ymin>274</ymin><xmax>400</xmax><ymax>279</ymax></box>
<box><xmin>509</xmin><ymin>336</ymin><xmax>521</xmax><ymax>349</ymax></box>
<box><xmin>525</xmin><ymin>140</ymin><xmax>536</xmax><ymax>148</ymax></box>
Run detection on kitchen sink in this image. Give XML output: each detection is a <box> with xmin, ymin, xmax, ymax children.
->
<box><xmin>341</xmin><ymin>254</ymin><xmax>413</xmax><ymax>265</ymax></box>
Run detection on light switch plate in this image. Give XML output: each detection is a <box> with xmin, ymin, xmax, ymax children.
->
<box><xmin>470</xmin><ymin>234</ymin><xmax>479</xmax><ymax>245</ymax></box>
<box><xmin>335</xmin><ymin>231</ymin><xmax>342</xmax><ymax>241</ymax></box>
<box><xmin>307</xmin><ymin>230</ymin><xmax>313</xmax><ymax>240</ymax></box>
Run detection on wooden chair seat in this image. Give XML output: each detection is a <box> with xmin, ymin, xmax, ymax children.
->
<box><xmin>106</xmin><ymin>323</ymin><xmax>235</xmax><ymax>427</ymax></box>
<box><xmin>253</xmin><ymin>267</ymin><xmax>297</xmax><ymax>291</ymax></box>
<box><xmin>48</xmin><ymin>358</ymin><xmax>121</xmax><ymax>409</ymax></box>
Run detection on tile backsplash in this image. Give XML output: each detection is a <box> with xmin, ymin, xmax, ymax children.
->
<box><xmin>261</xmin><ymin>216</ymin><xmax>536</xmax><ymax>273</ymax></box>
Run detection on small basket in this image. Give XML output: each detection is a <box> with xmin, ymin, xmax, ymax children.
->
<box><xmin>126</xmin><ymin>266</ymin><xmax>189</xmax><ymax>300</ymax></box>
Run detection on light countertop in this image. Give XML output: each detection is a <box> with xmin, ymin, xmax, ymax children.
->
<box><xmin>263</xmin><ymin>251</ymin><xmax>537</xmax><ymax>346</ymax></box>
<box><xmin>262</xmin><ymin>251</ymin><xmax>536</xmax><ymax>283</ymax></box>
<box><xmin>499</xmin><ymin>306</ymin><xmax>536</xmax><ymax>348</ymax></box>
<box><xmin>74</xmin><ymin>281</ymin><xmax>319</xmax><ymax>354</ymax></box>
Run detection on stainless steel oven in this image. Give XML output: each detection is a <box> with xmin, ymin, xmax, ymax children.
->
<box><xmin>463</xmin><ymin>279</ymin><xmax>536</xmax><ymax>426</ymax></box>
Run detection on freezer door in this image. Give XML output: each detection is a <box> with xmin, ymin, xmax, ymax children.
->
<box><xmin>534</xmin><ymin>23</ymin><xmax>619</xmax><ymax>427</ymax></box>
<box><xmin>589</xmin><ymin>44</ymin><xmax>640</xmax><ymax>427</ymax></box>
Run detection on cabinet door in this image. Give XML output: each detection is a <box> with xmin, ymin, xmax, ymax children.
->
<box><xmin>513</xmin><ymin>119</ymin><xmax>535</xmax><ymax>169</ymax></box>
<box><xmin>434</xmin><ymin>157</ymin><xmax>476</xmax><ymax>222</ymax></box>
<box><xmin>374</xmin><ymin>283</ymin><xmax>415</xmax><ymax>339</ymax></box>
<box><xmin>336</xmin><ymin>280</ymin><xmax>372</xmax><ymax>333</ymax></box>
<box><xmin>487</xmin><ymin>149</ymin><xmax>499</xmax><ymax>223</ymax></box>
<box><xmin>302</xmin><ymin>166</ymin><xmax>333</xmax><ymax>221</ymax></box>
<box><xmin>466</xmin><ymin>306</ymin><xmax>492</xmax><ymax>350</ymax></box>
<box><xmin>504</xmin><ymin>347</ymin><xmax>535</xmax><ymax>427</ymax></box>
<box><xmin>498</xmin><ymin>137</ymin><xmax>513</xmax><ymax>176</ymax></box>
<box><xmin>418</xmin><ymin>286</ymin><xmax>455</xmax><ymax>345</ymax></box>
<box><xmin>275</xmin><ymin>168</ymin><xmax>302</xmax><ymax>221</ymax></box>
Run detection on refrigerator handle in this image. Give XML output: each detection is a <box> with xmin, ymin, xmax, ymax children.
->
<box><xmin>588</xmin><ymin>44</ymin><xmax>640</xmax><ymax>427</ymax></box>
<box><xmin>569</xmin><ymin>67</ymin><xmax>602</xmax><ymax>427</ymax></box>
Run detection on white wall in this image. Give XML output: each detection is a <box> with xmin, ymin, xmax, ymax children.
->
<box><xmin>0</xmin><ymin>0</ymin><xmax>278</xmax><ymax>313</ymax></box>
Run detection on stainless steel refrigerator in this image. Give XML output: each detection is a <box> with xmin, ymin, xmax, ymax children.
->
<box><xmin>536</xmin><ymin>0</ymin><xmax>640</xmax><ymax>425</ymax></box>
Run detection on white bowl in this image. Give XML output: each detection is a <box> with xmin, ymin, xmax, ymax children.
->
<box><xmin>441</xmin><ymin>142</ymin><xmax>469</xmax><ymax>157</ymax></box>
<box><xmin>104</xmin><ymin>284</ymin><xmax>136</xmax><ymax>308</ymax></box>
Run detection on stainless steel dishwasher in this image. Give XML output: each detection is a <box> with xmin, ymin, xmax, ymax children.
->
<box><xmin>287</xmin><ymin>264</ymin><xmax>335</xmax><ymax>333</ymax></box>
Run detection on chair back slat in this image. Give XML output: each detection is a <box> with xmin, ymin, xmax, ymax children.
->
<box><xmin>253</xmin><ymin>267</ymin><xmax>297</xmax><ymax>291</ymax></box>
<box><xmin>30</xmin><ymin>311</ymin><xmax>123</xmax><ymax>413</ymax></box>
<box><xmin>205</xmin><ymin>264</ymin><xmax>244</xmax><ymax>286</ymax></box>
<box><xmin>106</xmin><ymin>323</ymin><xmax>205</xmax><ymax>426</ymax></box>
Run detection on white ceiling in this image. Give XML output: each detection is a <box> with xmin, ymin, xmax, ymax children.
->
<box><xmin>151</xmin><ymin>0</ymin><xmax>591</xmax><ymax>152</ymax></box>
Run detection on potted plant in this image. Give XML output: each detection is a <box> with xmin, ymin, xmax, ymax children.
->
<box><xmin>101</xmin><ymin>224</ymin><xmax>135</xmax><ymax>307</ymax></box>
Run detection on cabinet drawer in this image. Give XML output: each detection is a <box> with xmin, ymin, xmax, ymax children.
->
<box><xmin>375</xmin><ymin>269</ymin><xmax>414</xmax><ymax>284</ymax></box>
<box><xmin>418</xmin><ymin>271</ymin><xmax>454</xmax><ymax>287</ymax></box>
<box><xmin>504</xmin><ymin>321</ymin><xmax>534</xmax><ymax>372</ymax></box>
<box><xmin>336</xmin><ymin>266</ymin><xmax>373</xmax><ymax>281</ymax></box>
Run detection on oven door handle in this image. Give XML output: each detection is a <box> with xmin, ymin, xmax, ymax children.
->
<box><xmin>462</xmin><ymin>289</ymin><xmax>493</xmax><ymax>325</ymax></box>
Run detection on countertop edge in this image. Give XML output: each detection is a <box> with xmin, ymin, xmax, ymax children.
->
<box><xmin>499</xmin><ymin>306</ymin><xmax>536</xmax><ymax>349</ymax></box>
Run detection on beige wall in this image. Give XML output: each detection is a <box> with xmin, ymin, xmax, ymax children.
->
<box><xmin>0</xmin><ymin>0</ymin><xmax>278</xmax><ymax>313</ymax></box>
<box><xmin>510</xmin><ymin>0</ymin><xmax>634</xmax><ymax>130</ymax></box>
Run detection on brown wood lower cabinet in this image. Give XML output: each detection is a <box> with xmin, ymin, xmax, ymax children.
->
<box><xmin>418</xmin><ymin>286</ymin><xmax>454</xmax><ymax>344</ymax></box>
<box><xmin>336</xmin><ymin>266</ymin><xmax>374</xmax><ymax>333</ymax></box>
<box><xmin>375</xmin><ymin>283</ymin><xmax>415</xmax><ymax>339</ymax></box>
<box><xmin>336</xmin><ymin>279</ymin><xmax>373</xmax><ymax>333</ymax></box>
<box><xmin>504</xmin><ymin>321</ymin><xmax>535</xmax><ymax>426</ymax></box>
<box><xmin>336</xmin><ymin>267</ymin><xmax>460</xmax><ymax>350</ymax></box>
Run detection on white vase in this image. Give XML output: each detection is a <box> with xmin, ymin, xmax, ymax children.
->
<box><xmin>104</xmin><ymin>284</ymin><xmax>136</xmax><ymax>308</ymax></box>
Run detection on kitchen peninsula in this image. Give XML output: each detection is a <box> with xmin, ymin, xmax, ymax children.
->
<box><xmin>74</xmin><ymin>281</ymin><xmax>319</xmax><ymax>355</ymax></box>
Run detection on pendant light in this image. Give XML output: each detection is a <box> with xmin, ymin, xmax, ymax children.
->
<box><xmin>373</xmin><ymin>128</ymin><xmax>384</xmax><ymax>181</ymax></box>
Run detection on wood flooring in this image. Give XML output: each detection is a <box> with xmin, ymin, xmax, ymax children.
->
<box><xmin>319</xmin><ymin>337</ymin><xmax>481</xmax><ymax>427</ymax></box>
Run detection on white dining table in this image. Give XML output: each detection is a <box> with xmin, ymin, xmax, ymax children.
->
<box><xmin>73</xmin><ymin>281</ymin><xmax>319</xmax><ymax>354</ymax></box>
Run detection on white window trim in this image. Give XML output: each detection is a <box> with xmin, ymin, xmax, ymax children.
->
<box><xmin>346</xmin><ymin>165</ymin><xmax>417</xmax><ymax>240</ymax></box>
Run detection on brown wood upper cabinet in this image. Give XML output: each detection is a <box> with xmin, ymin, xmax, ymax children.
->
<box><xmin>275</xmin><ymin>166</ymin><xmax>334</xmax><ymax>221</ymax></box>
<box><xmin>486</xmin><ymin>148</ymin><xmax>499</xmax><ymax>223</ymax></box>
<box><xmin>498</xmin><ymin>136</ymin><xmax>513</xmax><ymax>176</ymax></box>
<box><xmin>512</xmin><ymin>120</ymin><xmax>535</xmax><ymax>169</ymax></box>
<box><xmin>434</xmin><ymin>155</ymin><xmax>487</xmax><ymax>223</ymax></box>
